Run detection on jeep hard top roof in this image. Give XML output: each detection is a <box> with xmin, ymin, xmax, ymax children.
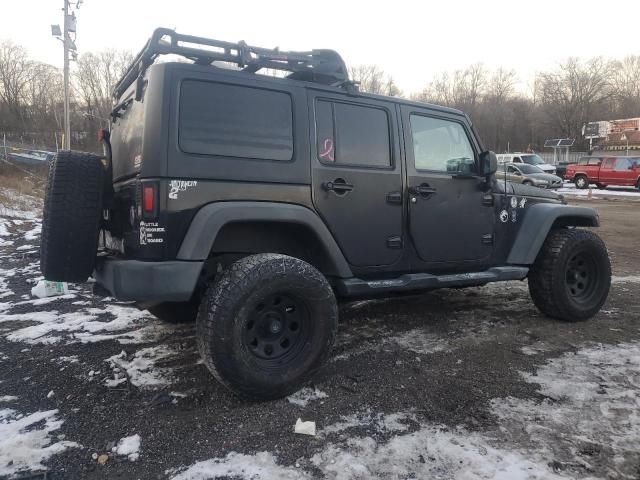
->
<box><xmin>112</xmin><ymin>28</ymin><xmax>467</xmax><ymax>120</ymax></box>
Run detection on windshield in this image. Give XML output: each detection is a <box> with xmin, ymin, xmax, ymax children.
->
<box><xmin>515</xmin><ymin>164</ymin><xmax>545</xmax><ymax>174</ymax></box>
<box><xmin>521</xmin><ymin>154</ymin><xmax>545</xmax><ymax>165</ymax></box>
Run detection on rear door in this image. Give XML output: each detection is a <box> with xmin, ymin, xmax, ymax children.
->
<box><xmin>609</xmin><ymin>157</ymin><xmax>635</xmax><ymax>186</ymax></box>
<box><xmin>401</xmin><ymin>107</ymin><xmax>494</xmax><ymax>267</ymax></box>
<box><xmin>309</xmin><ymin>93</ymin><xmax>403</xmax><ymax>268</ymax></box>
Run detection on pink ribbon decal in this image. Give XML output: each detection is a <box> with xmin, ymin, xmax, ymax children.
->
<box><xmin>319</xmin><ymin>138</ymin><xmax>334</xmax><ymax>161</ymax></box>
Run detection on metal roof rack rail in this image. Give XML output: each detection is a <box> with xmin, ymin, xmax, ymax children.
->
<box><xmin>113</xmin><ymin>28</ymin><xmax>352</xmax><ymax>101</ymax></box>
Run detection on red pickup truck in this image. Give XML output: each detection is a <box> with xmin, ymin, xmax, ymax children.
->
<box><xmin>565</xmin><ymin>156</ymin><xmax>640</xmax><ymax>189</ymax></box>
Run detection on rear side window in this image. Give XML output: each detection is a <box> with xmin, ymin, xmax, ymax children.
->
<box><xmin>614</xmin><ymin>158</ymin><xmax>633</xmax><ymax>171</ymax></box>
<box><xmin>315</xmin><ymin>100</ymin><xmax>391</xmax><ymax>168</ymax></box>
<box><xmin>179</xmin><ymin>81</ymin><xmax>293</xmax><ymax>161</ymax></box>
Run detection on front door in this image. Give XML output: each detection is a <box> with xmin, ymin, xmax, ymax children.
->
<box><xmin>310</xmin><ymin>94</ymin><xmax>403</xmax><ymax>268</ymax></box>
<box><xmin>401</xmin><ymin>107</ymin><xmax>494</xmax><ymax>267</ymax></box>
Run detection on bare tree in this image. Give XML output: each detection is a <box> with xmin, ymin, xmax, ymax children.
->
<box><xmin>611</xmin><ymin>55</ymin><xmax>640</xmax><ymax>117</ymax></box>
<box><xmin>349</xmin><ymin>64</ymin><xmax>402</xmax><ymax>97</ymax></box>
<box><xmin>74</xmin><ymin>49</ymin><xmax>133</xmax><ymax>122</ymax></box>
<box><xmin>538</xmin><ymin>57</ymin><xmax>612</xmax><ymax>138</ymax></box>
<box><xmin>0</xmin><ymin>41</ymin><xmax>33</xmax><ymax>129</ymax></box>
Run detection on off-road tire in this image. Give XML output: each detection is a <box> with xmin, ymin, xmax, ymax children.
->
<box><xmin>148</xmin><ymin>301</ymin><xmax>198</xmax><ymax>323</ymax></box>
<box><xmin>528</xmin><ymin>229</ymin><xmax>610</xmax><ymax>322</ymax></box>
<box><xmin>40</xmin><ymin>151</ymin><xmax>105</xmax><ymax>282</ymax></box>
<box><xmin>196</xmin><ymin>253</ymin><xmax>338</xmax><ymax>401</ymax></box>
<box><xmin>574</xmin><ymin>175</ymin><xmax>589</xmax><ymax>189</ymax></box>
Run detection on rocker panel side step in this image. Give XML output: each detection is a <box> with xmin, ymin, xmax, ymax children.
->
<box><xmin>335</xmin><ymin>266</ymin><xmax>529</xmax><ymax>297</ymax></box>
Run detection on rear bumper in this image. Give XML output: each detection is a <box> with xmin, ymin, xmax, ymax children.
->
<box><xmin>94</xmin><ymin>258</ymin><xmax>203</xmax><ymax>302</ymax></box>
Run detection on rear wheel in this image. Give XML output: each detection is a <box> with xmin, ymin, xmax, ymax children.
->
<box><xmin>574</xmin><ymin>175</ymin><xmax>589</xmax><ymax>189</ymax></box>
<box><xmin>528</xmin><ymin>229</ymin><xmax>611</xmax><ymax>321</ymax></box>
<box><xmin>196</xmin><ymin>254</ymin><xmax>338</xmax><ymax>400</ymax></box>
<box><xmin>40</xmin><ymin>151</ymin><xmax>105</xmax><ymax>282</ymax></box>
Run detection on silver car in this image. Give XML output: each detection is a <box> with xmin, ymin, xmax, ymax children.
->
<box><xmin>497</xmin><ymin>163</ymin><xmax>563</xmax><ymax>189</ymax></box>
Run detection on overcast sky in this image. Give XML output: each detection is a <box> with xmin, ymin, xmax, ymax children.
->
<box><xmin>4</xmin><ymin>0</ymin><xmax>640</xmax><ymax>94</ymax></box>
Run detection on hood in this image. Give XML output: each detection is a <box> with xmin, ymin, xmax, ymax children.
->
<box><xmin>509</xmin><ymin>181</ymin><xmax>562</xmax><ymax>200</ymax></box>
<box><xmin>527</xmin><ymin>173</ymin><xmax>562</xmax><ymax>182</ymax></box>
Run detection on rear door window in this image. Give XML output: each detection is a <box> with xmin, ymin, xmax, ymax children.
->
<box><xmin>179</xmin><ymin>80</ymin><xmax>293</xmax><ymax>161</ymax></box>
<box><xmin>315</xmin><ymin>100</ymin><xmax>391</xmax><ymax>168</ymax></box>
<box><xmin>614</xmin><ymin>158</ymin><xmax>633</xmax><ymax>171</ymax></box>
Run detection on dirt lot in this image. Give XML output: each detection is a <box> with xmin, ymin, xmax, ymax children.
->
<box><xmin>0</xmin><ymin>197</ymin><xmax>639</xmax><ymax>479</ymax></box>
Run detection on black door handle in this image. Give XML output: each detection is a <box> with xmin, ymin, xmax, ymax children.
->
<box><xmin>409</xmin><ymin>184</ymin><xmax>437</xmax><ymax>196</ymax></box>
<box><xmin>322</xmin><ymin>180</ymin><xmax>354</xmax><ymax>194</ymax></box>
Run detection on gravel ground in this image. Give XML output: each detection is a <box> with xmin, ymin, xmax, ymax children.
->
<box><xmin>0</xmin><ymin>197</ymin><xmax>639</xmax><ymax>480</ymax></box>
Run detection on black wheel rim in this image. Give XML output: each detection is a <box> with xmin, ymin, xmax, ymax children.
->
<box><xmin>242</xmin><ymin>293</ymin><xmax>310</xmax><ymax>364</ymax></box>
<box><xmin>565</xmin><ymin>252</ymin><xmax>597</xmax><ymax>303</ymax></box>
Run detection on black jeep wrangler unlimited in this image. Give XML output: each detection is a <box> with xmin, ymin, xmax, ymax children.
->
<box><xmin>41</xmin><ymin>29</ymin><xmax>611</xmax><ymax>401</ymax></box>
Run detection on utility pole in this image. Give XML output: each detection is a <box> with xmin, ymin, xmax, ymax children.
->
<box><xmin>62</xmin><ymin>0</ymin><xmax>70</xmax><ymax>150</ymax></box>
<box><xmin>52</xmin><ymin>1</ymin><xmax>79</xmax><ymax>150</ymax></box>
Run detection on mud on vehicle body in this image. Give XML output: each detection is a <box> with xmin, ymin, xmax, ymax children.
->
<box><xmin>40</xmin><ymin>29</ymin><xmax>612</xmax><ymax>400</ymax></box>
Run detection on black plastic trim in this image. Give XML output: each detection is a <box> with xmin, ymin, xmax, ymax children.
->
<box><xmin>336</xmin><ymin>266</ymin><xmax>529</xmax><ymax>297</ymax></box>
<box><xmin>507</xmin><ymin>204</ymin><xmax>599</xmax><ymax>265</ymax></box>
<box><xmin>176</xmin><ymin>201</ymin><xmax>353</xmax><ymax>278</ymax></box>
<box><xmin>94</xmin><ymin>258</ymin><xmax>203</xmax><ymax>302</ymax></box>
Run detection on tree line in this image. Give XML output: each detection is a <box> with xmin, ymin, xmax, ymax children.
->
<box><xmin>1</xmin><ymin>37</ymin><xmax>639</xmax><ymax>153</ymax></box>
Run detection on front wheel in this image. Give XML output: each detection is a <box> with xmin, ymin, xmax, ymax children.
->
<box><xmin>574</xmin><ymin>175</ymin><xmax>589</xmax><ymax>189</ymax></box>
<box><xmin>523</xmin><ymin>180</ymin><xmax>533</xmax><ymax>186</ymax></box>
<box><xmin>528</xmin><ymin>229</ymin><xmax>611</xmax><ymax>321</ymax></box>
<box><xmin>196</xmin><ymin>254</ymin><xmax>338</xmax><ymax>401</ymax></box>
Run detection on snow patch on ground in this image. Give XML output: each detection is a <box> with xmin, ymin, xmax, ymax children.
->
<box><xmin>558</xmin><ymin>184</ymin><xmax>640</xmax><ymax>199</ymax></box>
<box><xmin>383</xmin><ymin>328</ymin><xmax>449</xmax><ymax>355</ymax></box>
<box><xmin>319</xmin><ymin>410</ymin><xmax>417</xmax><ymax>438</ymax></box>
<box><xmin>612</xmin><ymin>275</ymin><xmax>640</xmax><ymax>284</ymax></box>
<box><xmin>492</xmin><ymin>341</ymin><xmax>640</xmax><ymax>478</ymax></box>
<box><xmin>170</xmin><ymin>424</ymin><xmax>564</xmax><ymax>480</ymax></box>
<box><xmin>114</xmin><ymin>433</ymin><xmax>141</xmax><ymax>461</ymax></box>
<box><xmin>169</xmin><ymin>451</ymin><xmax>306</xmax><ymax>480</ymax></box>
<box><xmin>105</xmin><ymin>346</ymin><xmax>181</xmax><ymax>389</ymax></box>
<box><xmin>0</xmin><ymin>304</ymin><xmax>162</xmax><ymax>345</ymax></box>
<box><xmin>0</xmin><ymin>395</ymin><xmax>18</xmax><ymax>402</ymax></box>
<box><xmin>0</xmin><ymin>408</ymin><xmax>79</xmax><ymax>478</ymax></box>
<box><xmin>23</xmin><ymin>223</ymin><xmax>41</xmax><ymax>241</ymax></box>
<box><xmin>173</xmin><ymin>341</ymin><xmax>640</xmax><ymax>480</ymax></box>
<box><xmin>0</xmin><ymin>268</ymin><xmax>16</xmax><ymax>299</ymax></box>
<box><xmin>286</xmin><ymin>387</ymin><xmax>328</xmax><ymax>407</ymax></box>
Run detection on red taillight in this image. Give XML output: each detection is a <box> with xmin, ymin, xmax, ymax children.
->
<box><xmin>143</xmin><ymin>185</ymin><xmax>155</xmax><ymax>213</ymax></box>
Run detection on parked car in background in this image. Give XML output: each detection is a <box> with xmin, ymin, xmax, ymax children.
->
<box><xmin>496</xmin><ymin>153</ymin><xmax>557</xmax><ymax>175</ymax></box>
<box><xmin>565</xmin><ymin>156</ymin><xmax>640</xmax><ymax>189</ymax></box>
<box><xmin>555</xmin><ymin>160</ymin><xmax>577</xmax><ymax>179</ymax></box>
<box><xmin>496</xmin><ymin>163</ymin><xmax>563</xmax><ymax>189</ymax></box>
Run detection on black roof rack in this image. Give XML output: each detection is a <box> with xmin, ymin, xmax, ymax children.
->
<box><xmin>113</xmin><ymin>28</ymin><xmax>352</xmax><ymax>101</ymax></box>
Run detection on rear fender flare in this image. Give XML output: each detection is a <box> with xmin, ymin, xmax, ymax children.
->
<box><xmin>507</xmin><ymin>204</ymin><xmax>599</xmax><ymax>265</ymax></box>
<box><xmin>176</xmin><ymin>202</ymin><xmax>353</xmax><ymax>278</ymax></box>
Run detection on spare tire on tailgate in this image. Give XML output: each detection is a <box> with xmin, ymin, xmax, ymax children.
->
<box><xmin>40</xmin><ymin>151</ymin><xmax>105</xmax><ymax>282</ymax></box>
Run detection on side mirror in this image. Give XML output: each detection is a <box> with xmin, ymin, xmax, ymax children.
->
<box><xmin>479</xmin><ymin>151</ymin><xmax>498</xmax><ymax>176</ymax></box>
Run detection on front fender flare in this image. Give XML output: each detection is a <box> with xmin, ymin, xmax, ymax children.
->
<box><xmin>507</xmin><ymin>203</ymin><xmax>599</xmax><ymax>265</ymax></box>
<box><xmin>176</xmin><ymin>201</ymin><xmax>353</xmax><ymax>278</ymax></box>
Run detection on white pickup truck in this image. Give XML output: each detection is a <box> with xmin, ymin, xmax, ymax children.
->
<box><xmin>496</xmin><ymin>153</ymin><xmax>557</xmax><ymax>175</ymax></box>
